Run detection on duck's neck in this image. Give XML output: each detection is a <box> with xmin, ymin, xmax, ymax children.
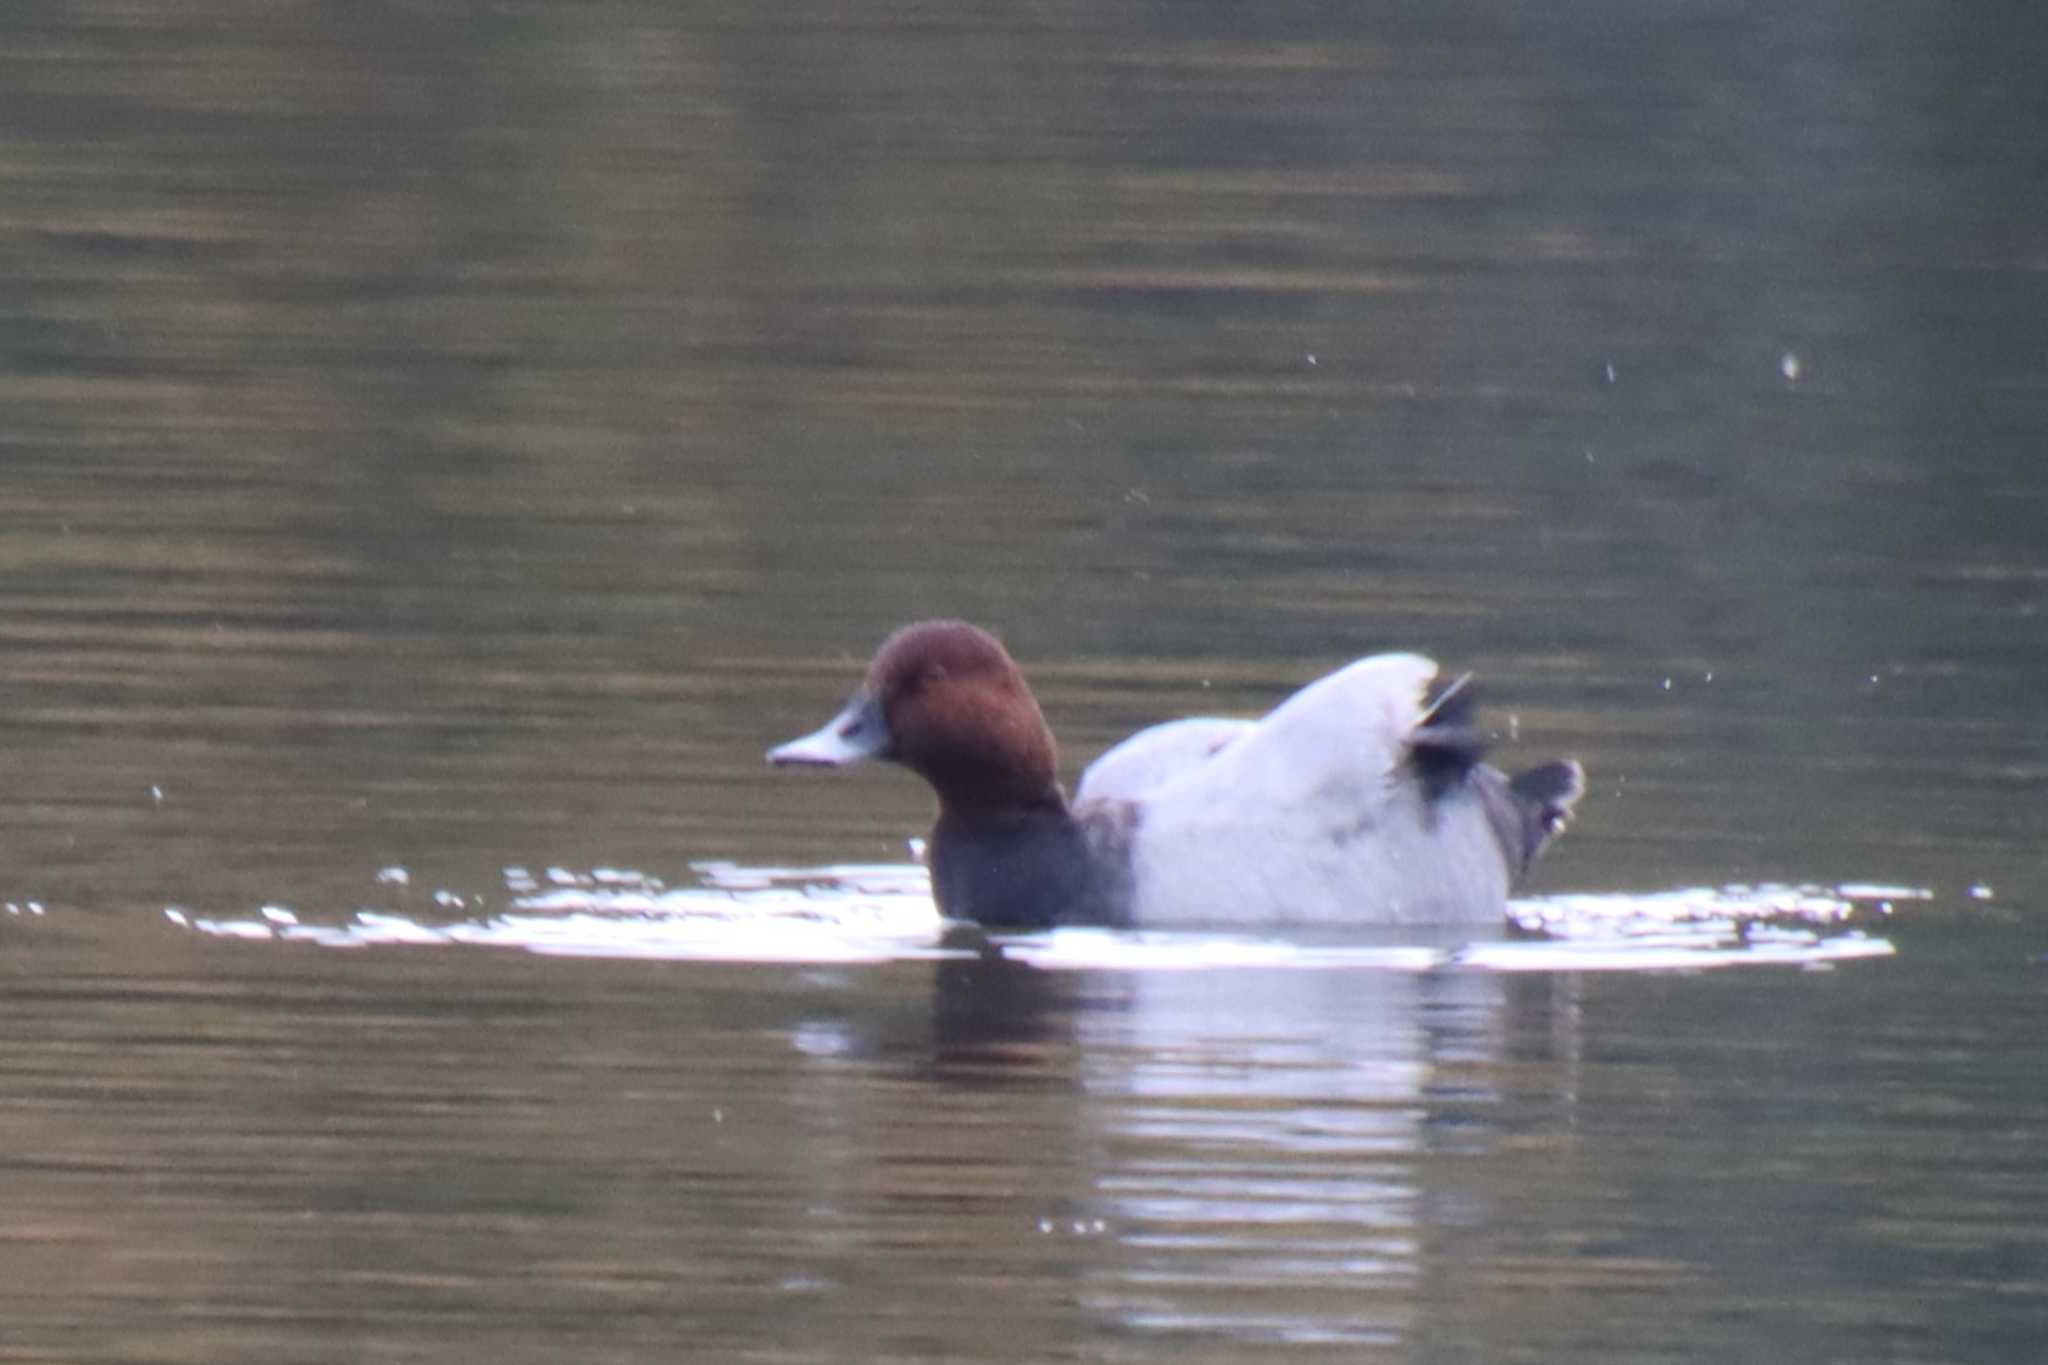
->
<box><xmin>928</xmin><ymin>796</ymin><xmax>1133</xmax><ymax>930</ymax></box>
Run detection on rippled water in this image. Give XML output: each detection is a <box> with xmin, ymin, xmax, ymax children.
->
<box><xmin>7</xmin><ymin>884</ymin><xmax>2041</xmax><ymax>1363</ymax></box>
<box><xmin>163</xmin><ymin>860</ymin><xmax>1902</xmax><ymax>973</ymax></box>
<box><xmin>6</xmin><ymin>1</ymin><xmax>2048</xmax><ymax>1361</ymax></box>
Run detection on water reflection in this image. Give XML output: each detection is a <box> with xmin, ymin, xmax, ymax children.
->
<box><xmin>122</xmin><ymin>863</ymin><xmax>1900</xmax><ymax>1352</ymax></box>
<box><xmin>1075</xmin><ymin>968</ymin><xmax>1470</xmax><ymax>1344</ymax></box>
<box><xmin>6</xmin><ymin>874</ymin><xmax>2030</xmax><ymax>1362</ymax></box>
<box><xmin>917</xmin><ymin>942</ymin><xmax>1626</xmax><ymax>1348</ymax></box>
<box><xmin>908</xmin><ymin>944</ymin><xmax>1493</xmax><ymax>1346</ymax></box>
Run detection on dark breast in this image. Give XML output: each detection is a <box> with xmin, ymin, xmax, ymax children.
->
<box><xmin>929</xmin><ymin>802</ymin><xmax>1136</xmax><ymax>929</ymax></box>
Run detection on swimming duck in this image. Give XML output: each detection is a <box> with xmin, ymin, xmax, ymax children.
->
<box><xmin>769</xmin><ymin>620</ymin><xmax>1582</xmax><ymax>928</ymax></box>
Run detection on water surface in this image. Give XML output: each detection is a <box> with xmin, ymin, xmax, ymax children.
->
<box><xmin>3</xmin><ymin>1</ymin><xmax>2046</xmax><ymax>1360</ymax></box>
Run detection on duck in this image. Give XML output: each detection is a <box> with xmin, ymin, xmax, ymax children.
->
<box><xmin>768</xmin><ymin>620</ymin><xmax>1583</xmax><ymax>929</ymax></box>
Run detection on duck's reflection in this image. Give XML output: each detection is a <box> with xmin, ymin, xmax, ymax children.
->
<box><xmin>928</xmin><ymin>931</ymin><xmax>1071</xmax><ymax>1058</ymax></box>
<box><xmin>922</xmin><ymin>935</ymin><xmax>1577</xmax><ymax>1350</ymax></box>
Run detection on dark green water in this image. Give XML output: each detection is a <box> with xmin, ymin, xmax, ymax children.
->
<box><xmin>3</xmin><ymin>2</ymin><xmax>2045</xmax><ymax>1360</ymax></box>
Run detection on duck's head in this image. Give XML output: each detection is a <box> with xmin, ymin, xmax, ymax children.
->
<box><xmin>768</xmin><ymin>620</ymin><xmax>1061</xmax><ymax>814</ymax></box>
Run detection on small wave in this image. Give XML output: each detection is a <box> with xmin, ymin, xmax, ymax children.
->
<box><xmin>160</xmin><ymin>864</ymin><xmax>1903</xmax><ymax>972</ymax></box>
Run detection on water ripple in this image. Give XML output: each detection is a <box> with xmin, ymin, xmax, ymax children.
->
<box><xmin>159</xmin><ymin>863</ymin><xmax>1905</xmax><ymax>972</ymax></box>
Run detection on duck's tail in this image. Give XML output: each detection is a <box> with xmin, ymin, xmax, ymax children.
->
<box><xmin>1408</xmin><ymin>672</ymin><xmax>1485</xmax><ymax>800</ymax></box>
<box><xmin>1502</xmin><ymin>759</ymin><xmax>1585</xmax><ymax>876</ymax></box>
<box><xmin>1409</xmin><ymin>673</ymin><xmax>1585</xmax><ymax>880</ymax></box>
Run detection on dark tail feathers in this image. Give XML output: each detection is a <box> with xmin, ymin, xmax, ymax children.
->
<box><xmin>1503</xmin><ymin>759</ymin><xmax>1585</xmax><ymax>875</ymax></box>
<box><xmin>1410</xmin><ymin>675</ymin><xmax>1585</xmax><ymax>880</ymax></box>
<box><xmin>1409</xmin><ymin>673</ymin><xmax>1486</xmax><ymax>801</ymax></box>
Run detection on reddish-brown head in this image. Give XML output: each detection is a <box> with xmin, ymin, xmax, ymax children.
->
<box><xmin>769</xmin><ymin>621</ymin><xmax>1061</xmax><ymax>815</ymax></box>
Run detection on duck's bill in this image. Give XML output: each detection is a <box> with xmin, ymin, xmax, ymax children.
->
<box><xmin>767</xmin><ymin>694</ymin><xmax>889</xmax><ymax>767</ymax></box>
